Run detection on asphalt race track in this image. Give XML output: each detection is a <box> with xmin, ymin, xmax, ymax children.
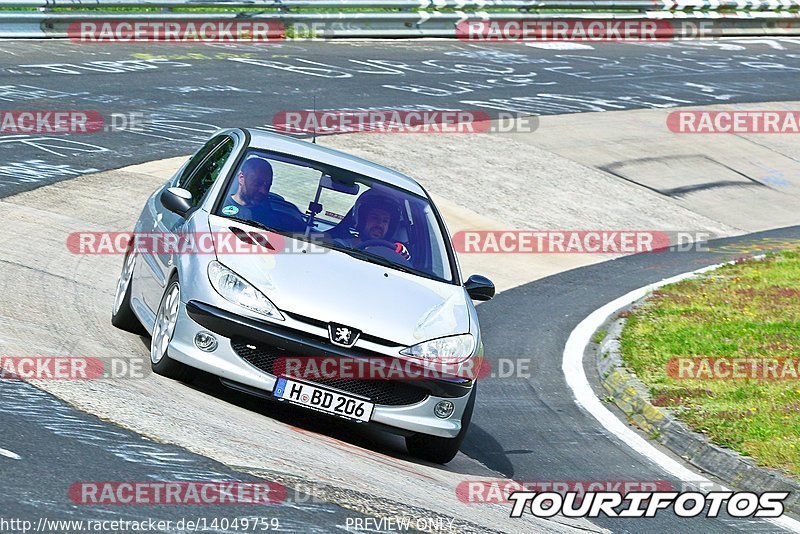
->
<box><xmin>0</xmin><ymin>379</ymin><xmax>381</xmax><ymax>532</ymax></box>
<box><xmin>2</xmin><ymin>38</ymin><xmax>800</xmax><ymax>196</ymax></box>
<box><xmin>1</xmin><ymin>37</ymin><xmax>800</xmax><ymax>533</ymax></box>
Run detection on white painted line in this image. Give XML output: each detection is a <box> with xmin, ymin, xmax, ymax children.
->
<box><xmin>525</xmin><ymin>42</ymin><xmax>595</xmax><ymax>50</ymax></box>
<box><xmin>561</xmin><ymin>260</ymin><xmax>800</xmax><ymax>532</ymax></box>
<box><xmin>0</xmin><ymin>447</ymin><xmax>21</xmax><ymax>460</ymax></box>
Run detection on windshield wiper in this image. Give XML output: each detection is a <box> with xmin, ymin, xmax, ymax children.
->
<box><xmin>222</xmin><ymin>216</ymin><xmax>277</xmax><ymax>233</ymax></box>
<box><xmin>335</xmin><ymin>246</ymin><xmax>418</xmax><ymax>276</ymax></box>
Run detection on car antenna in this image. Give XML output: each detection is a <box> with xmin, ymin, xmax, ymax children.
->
<box><xmin>312</xmin><ymin>96</ymin><xmax>317</xmax><ymax>144</ymax></box>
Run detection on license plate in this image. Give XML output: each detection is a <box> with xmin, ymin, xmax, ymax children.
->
<box><xmin>273</xmin><ymin>377</ymin><xmax>374</xmax><ymax>423</ymax></box>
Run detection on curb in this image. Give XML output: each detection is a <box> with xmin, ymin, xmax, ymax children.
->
<box><xmin>594</xmin><ymin>312</ymin><xmax>800</xmax><ymax>514</ymax></box>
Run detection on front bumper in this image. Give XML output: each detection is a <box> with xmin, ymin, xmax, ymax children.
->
<box><xmin>166</xmin><ymin>300</ymin><xmax>474</xmax><ymax>438</ymax></box>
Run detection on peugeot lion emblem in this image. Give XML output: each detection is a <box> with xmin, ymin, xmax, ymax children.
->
<box><xmin>328</xmin><ymin>323</ymin><xmax>361</xmax><ymax>348</ymax></box>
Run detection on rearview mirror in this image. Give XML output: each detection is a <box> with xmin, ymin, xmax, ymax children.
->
<box><xmin>320</xmin><ymin>174</ymin><xmax>359</xmax><ymax>195</ymax></box>
<box><xmin>465</xmin><ymin>275</ymin><xmax>495</xmax><ymax>301</ymax></box>
<box><xmin>160</xmin><ymin>187</ymin><xmax>193</xmax><ymax>217</ymax></box>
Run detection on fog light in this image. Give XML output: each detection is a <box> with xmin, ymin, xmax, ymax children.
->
<box><xmin>194</xmin><ymin>331</ymin><xmax>218</xmax><ymax>352</ymax></box>
<box><xmin>434</xmin><ymin>400</ymin><xmax>454</xmax><ymax>419</ymax></box>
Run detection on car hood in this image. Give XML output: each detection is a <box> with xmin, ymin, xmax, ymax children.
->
<box><xmin>209</xmin><ymin>215</ymin><xmax>469</xmax><ymax>347</ymax></box>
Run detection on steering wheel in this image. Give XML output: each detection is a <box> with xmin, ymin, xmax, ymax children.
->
<box><xmin>356</xmin><ymin>239</ymin><xmax>398</xmax><ymax>251</ymax></box>
<box><xmin>357</xmin><ymin>239</ymin><xmax>412</xmax><ymax>265</ymax></box>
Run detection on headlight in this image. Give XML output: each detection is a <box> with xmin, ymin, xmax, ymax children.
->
<box><xmin>207</xmin><ymin>261</ymin><xmax>284</xmax><ymax>320</ymax></box>
<box><xmin>400</xmin><ymin>334</ymin><xmax>475</xmax><ymax>364</ymax></box>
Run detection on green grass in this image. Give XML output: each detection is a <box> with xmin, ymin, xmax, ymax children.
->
<box><xmin>592</xmin><ymin>328</ymin><xmax>608</xmax><ymax>345</ymax></box>
<box><xmin>620</xmin><ymin>250</ymin><xmax>800</xmax><ymax>477</ymax></box>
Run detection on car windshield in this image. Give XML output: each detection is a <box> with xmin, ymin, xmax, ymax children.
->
<box><xmin>214</xmin><ymin>148</ymin><xmax>455</xmax><ymax>283</ymax></box>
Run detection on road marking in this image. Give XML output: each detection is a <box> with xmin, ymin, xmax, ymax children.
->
<box><xmin>562</xmin><ymin>259</ymin><xmax>800</xmax><ymax>532</ymax></box>
<box><xmin>0</xmin><ymin>447</ymin><xmax>21</xmax><ymax>460</ymax></box>
<box><xmin>525</xmin><ymin>42</ymin><xmax>595</xmax><ymax>50</ymax></box>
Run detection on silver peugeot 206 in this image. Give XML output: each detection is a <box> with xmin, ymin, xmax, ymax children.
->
<box><xmin>112</xmin><ymin>128</ymin><xmax>495</xmax><ymax>464</ymax></box>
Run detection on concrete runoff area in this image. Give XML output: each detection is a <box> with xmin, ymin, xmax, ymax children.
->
<box><xmin>2</xmin><ymin>101</ymin><xmax>800</xmax><ymax>532</ymax></box>
<box><xmin>502</xmin><ymin>101</ymin><xmax>800</xmax><ymax>233</ymax></box>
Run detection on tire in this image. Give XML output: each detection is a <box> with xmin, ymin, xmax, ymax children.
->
<box><xmin>150</xmin><ymin>275</ymin><xmax>194</xmax><ymax>382</ymax></box>
<box><xmin>405</xmin><ymin>383</ymin><xmax>477</xmax><ymax>464</ymax></box>
<box><xmin>111</xmin><ymin>246</ymin><xmax>145</xmax><ymax>334</ymax></box>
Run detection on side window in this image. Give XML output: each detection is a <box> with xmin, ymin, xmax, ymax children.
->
<box><xmin>177</xmin><ymin>136</ymin><xmax>224</xmax><ymax>187</ymax></box>
<box><xmin>182</xmin><ymin>137</ymin><xmax>235</xmax><ymax>207</ymax></box>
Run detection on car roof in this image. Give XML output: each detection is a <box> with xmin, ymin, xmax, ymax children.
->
<box><xmin>243</xmin><ymin>128</ymin><xmax>426</xmax><ymax>196</ymax></box>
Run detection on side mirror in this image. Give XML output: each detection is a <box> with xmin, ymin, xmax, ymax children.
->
<box><xmin>161</xmin><ymin>187</ymin><xmax>193</xmax><ymax>217</ymax></box>
<box><xmin>465</xmin><ymin>274</ymin><xmax>495</xmax><ymax>301</ymax></box>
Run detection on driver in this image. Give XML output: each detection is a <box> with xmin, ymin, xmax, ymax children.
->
<box><xmin>221</xmin><ymin>157</ymin><xmax>273</xmax><ymax>221</ymax></box>
<box><xmin>344</xmin><ymin>192</ymin><xmax>411</xmax><ymax>261</ymax></box>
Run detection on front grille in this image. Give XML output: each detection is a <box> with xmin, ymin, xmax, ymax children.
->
<box><xmin>231</xmin><ymin>339</ymin><xmax>429</xmax><ymax>406</ymax></box>
<box><xmin>282</xmin><ymin>311</ymin><xmax>401</xmax><ymax>348</ymax></box>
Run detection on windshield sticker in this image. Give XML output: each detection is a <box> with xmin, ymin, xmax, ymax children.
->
<box><xmin>222</xmin><ymin>205</ymin><xmax>239</xmax><ymax>216</ymax></box>
<box><xmin>324</xmin><ymin>210</ymin><xmax>344</xmax><ymax>220</ymax></box>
